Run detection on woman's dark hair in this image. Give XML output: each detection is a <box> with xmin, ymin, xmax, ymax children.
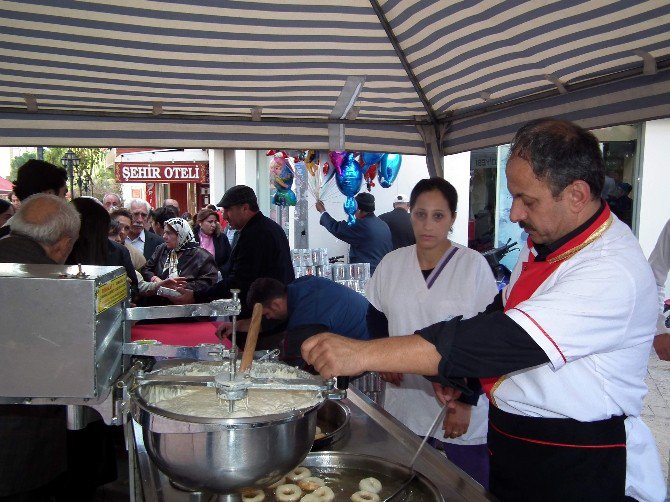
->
<box><xmin>13</xmin><ymin>159</ymin><xmax>68</xmax><ymax>201</ymax></box>
<box><xmin>195</xmin><ymin>208</ymin><xmax>221</xmax><ymax>236</ymax></box>
<box><xmin>409</xmin><ymin>178</ymin><xmax>458</xmax><ymax>215</ymax></box>
<box><xmin>0</xmin><ymin>198</ymin><xmax>11</xmax><ymax>214</ymax></box>
<box><xmin>67</xmin><ymin>197</ymin><xmax>110</xmax><ymax>265</ymax></box>
<box><xmin>509</xmin><ymin>118</ymin><xmax>604</xmax><ymax>199</ymax></box>
<box><xmin>108</xmin><ymin>218</ymin><xmax>121</xmax><ymax>236</ymax></box>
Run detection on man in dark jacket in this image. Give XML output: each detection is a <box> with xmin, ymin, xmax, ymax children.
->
<box><xmin>0</xmin><ymin>193</ymin><xmax>81</xmax><ymax>499</ymax></box>
<box><xmin>378</xmin><ymin>193</ymin><xmax>415</xmax><ymax>250</ymax></box>
<box><xmin>218</xmin><ymin>275</ymin><xmax>370</xmax><ymax>364</ymax></box>
<box><xmin>173</xmin><ymin>185</ymin><xmax>294</xmax><ymax>321</ymax></box>
<box><xmin>316</xmin><ymin>192</ymin><xmax>392</xmax><ymax>274</ymax></box>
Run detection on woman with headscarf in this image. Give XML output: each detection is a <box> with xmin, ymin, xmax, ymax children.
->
<box><xmin>141</xmin><ymin>217</ymin><xmax>218</xmax><ymax>298</ymax></box>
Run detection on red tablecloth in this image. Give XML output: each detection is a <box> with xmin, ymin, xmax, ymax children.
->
<box><xmin>131</xmin><ymin>321</ymin><xmax>232</xmax><ymax>348</ymax></box>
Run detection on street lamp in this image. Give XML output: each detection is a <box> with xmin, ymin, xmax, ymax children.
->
<box><xmin>61</xmin><ymin>149</ymin><xmax>80</xmax><ymax>198</ymax></box>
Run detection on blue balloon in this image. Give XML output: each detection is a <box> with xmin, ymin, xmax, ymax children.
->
<box><xmin>360</xmin><ymin>152</ymin><xmax>384</xmax><ymax>167</ymax></box>
<box><xmin>343</xmin><ymin>196</ymin><xmax>358</xmax><ymax>226</ymax></box>
<box><xmin>335</xmin><ymin>153</ymin><xmax>363</xmax><ymax>225</ymax></box>
<box><xmin>377</xmin><ymin>153</ymin><xmax>402</xmax><ymax>188</ymax></box>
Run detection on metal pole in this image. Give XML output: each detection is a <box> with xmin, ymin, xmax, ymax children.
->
<box><xmin>67</xmin><ymin>161</ymin><xmax>74</xmax><ymax>197</ymax></box>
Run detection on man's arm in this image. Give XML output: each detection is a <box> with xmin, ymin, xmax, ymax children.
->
<box><xmin>649</xmin><ymin>219</ymin><xmax>670</xmax><ymax>360</ymax></box>
<box><xmin>301</xmin><ymin>311</ymin><xmax>548</xmax><ymax>382</ymax></box>
<box><xmin>319</xmin><ymin>212</ymin><xmax>357</xmax><ymax>245</ymax></box>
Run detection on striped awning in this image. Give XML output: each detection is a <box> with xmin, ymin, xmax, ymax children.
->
<box><xmin>0</xmin><ymin>0</ymin><xmax>669</xmax><ymax>157</ymax></box>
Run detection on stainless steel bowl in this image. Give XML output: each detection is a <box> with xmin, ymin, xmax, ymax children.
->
<box><xmin>313</xmin><ymin>399</ymin><xmax>350</xmax><ymax>450</ymax></box>
<box><xmin>130</xmin><ymin>363</ymin><xmax>323</xmax><ymax>494</ymax></box>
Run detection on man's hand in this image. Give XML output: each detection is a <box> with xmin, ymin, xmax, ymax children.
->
<box><xmin>442</xmin><ymin>401</ymin><xmax>472</xmax><ymax>439</ymax></box>
<box><xmin>160</xmin><ymin>277</ymin><xmax>187</xmax><ymax>290</ymax></box>
<box><xmin>315</xmin><ymin>200</ymin><xmax>326</xmax><ymax>213</ymax></box>
<box><xmin>170</xmin><ymin>287</ymin><xmax>195</xmax><ymax>305</ymax></box>
<box><xmin>301</xmin><ymin>333</ymin><xmax>365</xmax><ymax>379</ymax></box>
<box><xmin>379</xmin><ymin>372</ymin><xmax>403</xmax><ymax>386</ymax></box>
<box><xmin>215</xmin><ymin>318</ymin><xmax>251</xmax><ymax>341</ymax></box>
<box><xmin>654</xmin><ymin>333</ymin><xmax>670</xmax><ymax>361</ymax></box>
<box><xmin>216</xmin><ymin>322</ymin><xmax>234</xmax><ymax>341</ymax></box>
<box><xmin>432</xmin><ymin>382</ymin><xmax>462</xmax><ymax>412</ymax></box>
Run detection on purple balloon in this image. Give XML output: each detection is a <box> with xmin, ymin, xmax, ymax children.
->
<box><xmin>329</xmin><ymin>151</ymin><xmax>347</xmax><ymax>175</ymax></box>
<box><xmin>377</xmin><ymin>153</ymin><xmax>402</xmax><ymax>188</ymax></box>
<box><xmin>360</xmin><ymin>152</ymin><xmax>384</xmax><ymax>167</ymax></box>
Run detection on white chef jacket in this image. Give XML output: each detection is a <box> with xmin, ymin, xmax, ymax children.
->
<box><xmin>366</xmin><ymin>243</ymin><xmax>497</xmax><ymax>445</ymax></box>
<box><xmin>649</xmin><ymin>217</ymin><xmax>670</xmax><ymax>335</ymax></box>
<box><xmin>497</xmin><ymin>215</ymin><xmax>664</xmax><ymax>501</ymax></box>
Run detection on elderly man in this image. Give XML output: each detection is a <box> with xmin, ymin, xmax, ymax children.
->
<box><xmin>378</xmin><ymin>193</ymin><xmax>415</xmax><ymax>250</ymax></box>
<box><xmin>173</xmin><ymin>186</ymin><xmax>293</xmax><ymax>339</ymax></box>
<box><xmin>0</xmin><ymin>193</ymin><xmax>80</xmax><ymax>264</ymax></box>
<box><xmin>125</xmin><ymin>198</ymin><xmax>163</xmax><ymax>260</ymax></box>
<box><xmin>316</xmin><ymin>192</ymin><xmax>392</xmax><ymax>274</ymax></box>
<box><xmin>303</xmin><ymin>119</ymin><xmax>665</xmax><ymax>501</ymax></box>
<box><xmin>0</xmin><ymin>193</ymin><xmax>81</xmax><ymax>499</ymax></box>
<box><xmin>102</xmin><ymin>193</ymin><xmax>122</xmax><ymax>212</ymax></box>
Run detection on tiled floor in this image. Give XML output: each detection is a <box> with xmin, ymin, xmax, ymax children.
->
<box><xmin>643</xmin><ymin>351</ymin><xmax>670</xmax><ymax>492</ymax></box>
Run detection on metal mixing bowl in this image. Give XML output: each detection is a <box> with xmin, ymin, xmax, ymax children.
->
<box><xmin>130</xmin><ymin>366</ymin><xmax>323</xmax><ymax>493</ymax></box>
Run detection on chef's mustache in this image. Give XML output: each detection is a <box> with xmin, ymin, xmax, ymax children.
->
<box><xmin>518</xmin><ymin>221</ymin><xmax>534</xmax><ymax>232</ymax></box>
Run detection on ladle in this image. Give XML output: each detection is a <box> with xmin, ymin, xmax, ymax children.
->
<box><xmin>383</xmin><ymin>403</ymin><xmax>447</xmax><ymax>502</ymax></box>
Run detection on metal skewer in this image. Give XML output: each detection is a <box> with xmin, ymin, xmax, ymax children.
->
<box><xmin>383</xmin><ymin>403</ymin><xmax>447</xmax><ymax>501</ymax></box>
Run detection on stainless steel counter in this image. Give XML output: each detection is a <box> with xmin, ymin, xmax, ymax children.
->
<box><xmin>130</xmin><ymin>387</ymin><xmax>492</xmax><ymax>501</ymax></box>
<box><xmin>334</xmin><ymin>388</ymin><xmax>492</xmax><ymax>501</ymax></box>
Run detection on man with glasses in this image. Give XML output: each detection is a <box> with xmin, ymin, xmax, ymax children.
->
<box><xmin>125</xmin><ymin>198</ymin><xmax>163</xmax><ymax>260</ymax></box>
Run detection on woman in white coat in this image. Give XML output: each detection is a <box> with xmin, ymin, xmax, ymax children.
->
<box><xmin>366</xmin><ymin>177</ymin><xmax>497</xmax><ymax>487</ymax></box>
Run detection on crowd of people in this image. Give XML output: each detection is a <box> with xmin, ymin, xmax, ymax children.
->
<box><xmin>0</xmin><ymin>117</ymin><xmax>668</xmax><ymax>501</ymax></box>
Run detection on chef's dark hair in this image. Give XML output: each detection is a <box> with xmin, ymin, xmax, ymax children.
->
<box><xmin>509</xmin><ymin>118</ymin><xmax>604</xmax><ymax>199</ymax></box>
<box><xmin>409</xmin><ymin>177</ymin><xmax>457</xmax><ymax>215</ymax></box>
<box><xmin>247</xmin><ymin>277</ymin><xmax>287</xmax><ymax>308</ymax></box>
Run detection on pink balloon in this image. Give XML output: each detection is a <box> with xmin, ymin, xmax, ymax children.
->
<box><xmin>329</xmin><ymin>151</ymin><xmax>347</xmax><ymax>175</ymax></box>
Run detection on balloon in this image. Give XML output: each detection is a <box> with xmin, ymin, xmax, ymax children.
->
<box><xmin>360</xmin><ymin>152</ymin><xmax>384</xmax><ymax>167</ymax></box>
<box><xmin>364</xmin><ymin>165</ymin><xmax>377</xmax><ymax>191</ymax></box>
<box><xmin>305</xmin><ymin>150</ymin><xmax>319</xmax><ymax>176</ymax></box>
<box><xmin>335</xmin><ymin>153</ymin><xmax>363</xmax><ymax>225</ymax></box>
<box><xmin>270</xmin><ymin>156</ymin><xmax>297</xmax><ymax>207</ymax></box>
<box><xmin>322</xmin><ymin>161</ymin><xmax>335</xmax><ymax>185</ymax></box>
<box><xmin>329</xmin><ymin>151</ymin><xmax>347</xmax><ymax>175</ymax></box>
<box><xmin>377</xmin><ymin>153</ymin><xmax>402</xmax><ymax>188</ymax></box>
<box><xmin>343</xmin><ymin>196</ymin><xmax>358</xmax><ymax>225</ymax></box>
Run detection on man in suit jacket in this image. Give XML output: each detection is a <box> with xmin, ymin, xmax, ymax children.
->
<box><xmin>0</xmin><ymin>194</ymin><xmax>81</xmax><ymax>499</ymax></box>
<box><xmin>125</xmin><ymin>198</ymin><xmax>164</xmax><ymax>260</ymax></box>
<box><xmin>378</xmin><ymin>193</ymin><xmax>415</xmax><ymax>250</ymax></box>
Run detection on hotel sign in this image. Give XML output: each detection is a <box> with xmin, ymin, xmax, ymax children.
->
<box><xmin>115</xmin><ymin>163</ymin><xmax>208</xmax><ymax>183</ymax></box>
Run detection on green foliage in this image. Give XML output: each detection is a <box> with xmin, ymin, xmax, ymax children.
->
<box><xmin>43</xmin><ymin>147</ymin><xmax>115</xmax><ymax>198</ymax></box>
<box><xmin>9</xmin><ymin>151</ymin><xmax>37</xmax><ymax>182</ymax></box>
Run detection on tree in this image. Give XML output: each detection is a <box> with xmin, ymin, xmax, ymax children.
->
<box><xmin>9</xmin><ymin>151</ymin><xmax>37</xmax><ymax>182</ymax></box>
<box><xmin>44</xmin><ymin>147</ymin><xmax>116</xmax><ymax>198</ymax></box>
